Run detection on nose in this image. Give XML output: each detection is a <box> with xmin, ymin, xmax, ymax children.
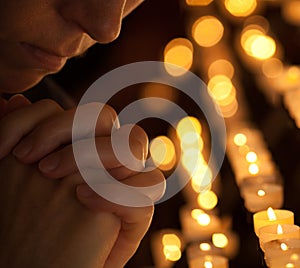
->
<box><xmin>59</xmin><ymin>0</ymin><xmax>127</xmax><ymax>43</ymax></box>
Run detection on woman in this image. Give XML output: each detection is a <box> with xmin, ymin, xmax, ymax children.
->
<box><xmin>0</xmin><ymin>1</ymin><xmax>165</xmax><ymax>267</ymax></box>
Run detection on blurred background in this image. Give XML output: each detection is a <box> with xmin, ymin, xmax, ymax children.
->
<box><xmin>28</xmin><ymin>0</ymin><xmax>300</xmax><ymax>267</ymax></box>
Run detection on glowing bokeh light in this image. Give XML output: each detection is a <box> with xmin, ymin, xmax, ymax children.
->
<box><xmin>212</xmin><ymin>233</ymin><xmax>229</xmax><ymax>248</ymax></box>
<box><xmin>262</xmin><ymin>58</ymin><xmax>283</xmax><ymax>78</ymax></box>
<box><xmin>246</xmin><ymin>151</ymin><xmax>258</xmax><ymax>163</ymax></box>
<box><xmin>225</xmin><ymin>0</ymin><xmax>257</xmax><ymax>17</ymax></box>
<box><xmin>234</xmin><ymin>133</ymin><xmax>247</xmax><ymax>146</ymax></box>
<box><xmin>150</xmin><ymin>136</ymin><xmax>176</xmax><ymax>171</ymax></box>
<box><xmin>162</xmin><ymin>234</ymin><xmax>181</xmax><ymax>248</ymax></box>
<box><xmin>197</xmin><ymin>190</ymin><xmax>218</xmax><ymax>210</ymax></box>
<box><xmin>208</xmin><ymin>59</ymin><xmax>235</xmax><ymax>79</ymax></box>
<box><xmin>192</xmin><ymin>16</ymin><xmax>224</xmax><ymax>47</ymax></box>
<box><xmin>164</xmin><ymin>38</ymin><xmax>193</xmax><ymax>76</ymax></box>
<box><xmin>248</xmin><ymin>163</ymin><xmax>259</xmax><ymax>174</ymax></box>
<box><xmin>186</xmin><ymin>0</ymin><xmax>213</xmax><ymax>6</ymax></box>
<box><xmin>163</xmin><ymin>245</ymin><xmax>182</xmax><ymax>261</ymax></box>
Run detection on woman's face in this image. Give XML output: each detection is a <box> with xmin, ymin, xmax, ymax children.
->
<box><xmin>0</xmin><ymin>0</ymin><xmax>143</xmax><ymax>93</ymax></box>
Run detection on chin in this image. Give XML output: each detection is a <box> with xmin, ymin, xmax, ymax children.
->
<box><xmin>0</xmin><ymin>69</ymin><xmax>48</xmax><ymax>94</ymax></box>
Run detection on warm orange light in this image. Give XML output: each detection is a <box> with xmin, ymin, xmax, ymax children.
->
<box><xmin>267</xmin><ymin>207</ymin><xmax>277</xmax><ymax>221</ymax></box>
<box><xmin>249</xmin><ymin>163</ymin><xmax>259</xmax><ymax>174</ymax></box>
<box><xmin>257</xmin><ymin>189</ymin><xmax>266</xmax><ymax>197</ymax></box>
<box><xmin>277</xmin><ymin>224</ymin><xmax>284</xmax><ymax>235</ymax></box>
<box><xmin>282</xmin><ymin>0</ymin><xmax>300</xmax><ymax>26</ymax></box>
<box><xmin>212</xmin><ymin>233</ymin><xmax>229</xmax><ymax>248</ymax></box>
<box><xmin>150</xmin><ymin>136</ymin><xmax>176</xmax><ymax>171</ymax></box>
<box><xmin>208</xmin><ymin>74</ymin><xmax>233</xmax><ymax>102</ymax></box>
<box><xmin>234</xmin><ymin>133</ymin><xmax>247</xmax><ymax>146</ymax></box>
<box><xmin>192</xmin><ymin>16</ymin><xmax>224</xmax><ymax>47</ymax></box>
<box><xmin>285</xmin><ymin>263</ymin><xmax>295</xmax><ymax>268</ymax></box>
<box><xmin>163</xmin><ymin>245</ymin><xmax>182</xmax><ymax>261</ymax></box>
<box><xmin>164</xmin><ymin>38</ymin><xmax>193</xmax><ymax>76</ymax></box>
<box><xmin>162</xmin><ymin>234</ymin><xmax>181</xmax><ymax>248</ymax></box>
<box><xmin>204</xmin><ymin>261</ymin><xmax>213</xmax><ymax>268</ymax></box>
<box><xmin>208</xmin><ymin>59</ymin><xmax>235</xmax><ymax>79</ymax></box>
<box><xmin>186</xmin><ymin>0</ymin><xmax>213</xmax><ymax>6</ymax></box>
<box><xmin>199</xmin><ymin>242</ymin><xmax>211</xmax><ymax>251</ymax></box>
<box><xmin>262</xmin><ymin>58</ymin><xmax>283</xmax><ymax>78</ymax></box>
<box><xmin>197</xmin><ymin>190</ymin><xmax>218</xmax><ymax>210</ymax></box>
<box><xmin>241</xmin><ymin>30</ymin><xmax>276</xmax><ymax>60</ymax></box>
<box><xmin>246</xmin><ymin>151</ymin><xmax>257</xmax><ymax>163</ymax></box>
<box><xmin>191</xmin><ymin>209</ymin><xmax>211</xmax><ymax>226</ymax></box>
<box><xmin>176</xmin><ymin>116</ymin><xmax>202</xmax><ymax>139</ymax></box>
<box><xmin>280</xmin><ymin>243</ymin><xmax>288</xmax><ymax>251</ymax></box>
<box><xmin>225</xmin><ymin>0</ymin><xmax>257</xmax><ymax>17</ymax></box>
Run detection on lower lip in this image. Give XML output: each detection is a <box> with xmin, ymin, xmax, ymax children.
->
<box><xmin>21</xmin><ymin>43</ymin><xmax>67</xmax><ymax>71</ymax></box>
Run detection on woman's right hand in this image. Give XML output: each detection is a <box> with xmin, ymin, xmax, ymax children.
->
<box><xmin>0</xmin><ymin>96</ymin><xmax>165</xmax><ymax>267</ymax></box>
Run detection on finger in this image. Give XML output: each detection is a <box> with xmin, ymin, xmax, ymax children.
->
<box><xmin>76</xmin><ymin>182</ymin><xmax>156</xmax><ymax>268</ymax></box>
<box><xmin>76</xmin><ymin>168</ymin><xmax>165</xmax><ymax>207</ymax></box>
<box><xmin>0</xmin><ymin>99</ymin><xmax>63</xmax><ymax>159</ymax></box>
<box><xmin>13</xmin><ymin>103</ymin><xmax>119</xmax><ymax>163</ymax></box>
<box><xmin>0</xmin><ymin>98</ymin><xmax>8</xmax><ymax>118</ymax></box>
<box><xmin>7</xmin><ymin>94</ymin><xmax>31</xmax><ymax>113</ymax></box>
<box><xmin>39</xmin><ymin>125</ymin><xmax>148</xmax><ymax>178</ymax></box>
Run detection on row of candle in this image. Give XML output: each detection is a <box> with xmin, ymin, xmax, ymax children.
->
<box><xmin>148</xmin><ymin>0</ymin><xmax>300</xmax><ymax>267</ymax></box>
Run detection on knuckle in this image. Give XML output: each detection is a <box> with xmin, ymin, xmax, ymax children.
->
<box><xmin>37</xmin><ymin>99</ymin><xmax>63</xmax><ymax>113</ymax></box>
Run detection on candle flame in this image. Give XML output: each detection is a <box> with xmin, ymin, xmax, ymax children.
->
<box><xmin>291</xmin><ymin>254</ymin><xmax>299</xmax><ymax>261</ymax></box>
<box><xmin>267</xmin><ymin>207</ymin><xmax>277</xmax><ymax>221</ymax></box>
<box><xmin>199</xmin><ymin>243</ymin><xmax>211</xmax><ymax>251</ymax></box>
<box><xmin>277</xmin><ymin>224</ymin><xmax>283</xmax><ymax>235</ymax></box>
<box><xmin>204</xmin><ymin>261</ymin><xmax>213</xmax><ymax>268</ymax></box>
<box><xmin>257</xmin><ymin>189</ymin><xmax>266</xmax><ymax>197</ymax></box>
<box><xmin>280</xmin><ymin>243</ymin><xmax>288</xmax><ymax>251</ymax></box>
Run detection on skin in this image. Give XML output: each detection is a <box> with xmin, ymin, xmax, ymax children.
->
<box><xmin>0</xmin><ymin>0</ymin><xmax>143</xmax><ymax>93</ymax></box>
<box><xmin>0</xmin><ymin>1</ymin><xmax>166</xmax><ymax>267</ymax></box>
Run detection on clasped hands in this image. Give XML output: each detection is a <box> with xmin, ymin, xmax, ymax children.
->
<box><xmin>0</xmin><ymin>95</ymin><xmax>165</xmax><ymax>268</ymax></box>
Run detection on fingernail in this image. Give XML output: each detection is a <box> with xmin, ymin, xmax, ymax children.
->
<box><xmin>112</xmin><ymin>117</ymin><xmax>120</xmax><ymax>132</ymax></box>
<box><xmin>13</xmin><ymin>142</ymin><xmax>32</xmax><ymax>158</ymax></box>
<box><xmin>77</xmin><ymin>184</ymin><xmax>95</xmax><ymax>198</ymax></box>
<box><xmin>39</xmin><ymin>155</ymin><xmax>59</xmax><ymax>173</ymax></box>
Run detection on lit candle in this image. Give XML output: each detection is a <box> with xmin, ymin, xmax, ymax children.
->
<box><xmin>258</xmin><ymin>224</ymin><xmax>300</xmax><ymax>251</ymax></box>
<box><xmin>268</xmin><ymin>252</ymin><xmax>300</xmax><ymax>268</ymax></box>
<box><xmin>180</xmin><ymin>207</ymin><xmax>222</xmax><ymax>242</ymax></box>
<box><xmin>242</xmin><ymin>182</ymin><xmax>283</xmax><ymax>212</ymax></box>
<box><xmin>264</xmin><ymin>239</ymin><xmax>300</xmax><ymax>267</ymax></box>
<box><xmin>253</xmin><ymin>207</ymin><xmax>294</xmax><ymax>236</ymax></box>
<box><xmin>150</xmin><ymin>229</ymin><xmax>183</xmax><ymax>268</ymax></box>
<box><xmin>188</xmin><ymin>255</ymin><xmax>229</xmax><ymax>268</ymax></box>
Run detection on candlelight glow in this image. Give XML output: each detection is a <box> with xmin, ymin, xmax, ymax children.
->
<box><xmin>200</xmin><ymin>242</ymin><xmax>211</xmax><ymax>251</ymax></box>
<box><xmin>262</xmin><ymin>58</ymin><xmax>283</xmax><ymax>78</ymax></box>
<box><xmin>162</xmin><ymin>234</ymin><xmax>181</xmax><ymax>248</ymax></box>
<box><xmin>191</xmin><ymin>165</ymin><xmax>213</xmax><ymax>192</ymax></box>
<box><xmin>192</xmin><ymin>16</ymin><xmax>224</xmax><ymax>47</ymax></box>
<box><xmin>282</xmin><ymin>0</ymin><xmax>300</xmax><ymax>26</ymax></box>
<box><xmin>191</xmin><ymin>209</ymin><xmax>211</xmax><ymax>226</ymax></box>
<box><xmin>208</xmin><ymin>75</ymin><xmax>233</xmax><ymax>102</ymax></box>
<box><xmin>164</xmin><ymin>38</ymin><xmax>193</xmax><ymax>76</ymax></box>
<box><xmin>176</xmin><ymin>116</ymin><xmax>202</xmax><ymax>139</ymax></box>
<box><xmin>285</xmin><ymin>263</ymin><xmax>294</xmax><ymax>268</ymax></box>
<box><xmin>208</xmin><ymin>59</ymin><xmax>235</xmax><ymax>79</ymax></box>
<box><xmin>186</xmin><ymin>0</ymin><xmax>213</xmax><ymax>6</ymax></box>
<box><xmin>248</xmin><ymin>163</ymin><xmax>259</xmax><ymax>174</ymax></box>
<box><xmin>291</xmin><ymin>254</ymin><xmax>299</xmax><ymax>261</ymax></box>
<box><xmin>197</xmin><ymin>190</ymin><xmax>218</xmax><ymax>210</ymax></box>
<box><xmin>287</xmin><ymin>66</ymin><xmax>300</xmax><ymax>81</ymax></box>
<box><xmin>267</xmin><ymin>207</ymin><xmax>277</xmax><ymax>221</ymax></box>
<box><xmin>234</xmin><ymin>133</ymin><xmax>247</xmax><ymax>146</ymax></box>
<box><xmin>280</xmin><ymin>243</ymin><xmax>288</xmax><ymax>251</ymax></box>
<box><xmin>212</xmin><ymin>233</ymin><xmax>229</xmax><ymax>248</ymax></box>
<box><xmin>163</xmin><ymin>245</ymin><xmax>181</xmax><ymax>261</ymax></box>
<box><xmin>277</xmin><ymin>224</ymin><xmax>283</xmax><ymax>235</ymax></box>
<box><xmin>257</xmin><ymin>189</ymin><xmax>266</xmax><ymax>197</ymax></box>
<box><xmin>242</xmin><ymin>30</ymin><xmax>276</xmax><ymax>60</ymax></box>
<box><xmin>204</xmin><ymin>261</ymin><xmax>213</xmax><ymax>268</ymax></box>
<box><xmin>246</xmin><ymin>151</ymin><xmax>257</xmax><ymax>162</ymax></box>
<box><xmin>224</xmin><ymin>0</ymin><xmax>257</xmax><ymax>17</ymax></box>
<box><xmin>150</xmin><ymin>136</ymin><xmax>176</xmax><ymax>171</ymax></box>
